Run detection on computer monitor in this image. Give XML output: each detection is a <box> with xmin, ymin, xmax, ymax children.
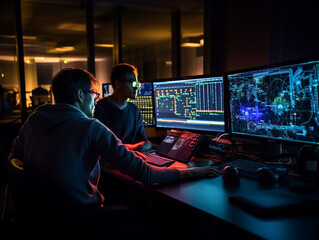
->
<box><xmin>128</xmin><ymin>82</ymin><xmax>154</xmax><ymax>126</ymax></box>
<box><xmin>227</xmin><ymin>59</ymin><xmax>319</xmax><ymax>145</ymax></box>
<box><xmin>102</xmin><ymin>83</ymin><xmax>113</xmax><ymax>97</ymax></box>
<box><xmin>153</xmin><ymin>76</ymin><xmax>225</xmax><ymax>132</ymax></box>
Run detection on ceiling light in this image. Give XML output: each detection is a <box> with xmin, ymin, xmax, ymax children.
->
<box><xmin>95</xmin><ymin>43</ymin><xmax>114</xmax><ymax>48</ymax></box>
<box><xmin>181</xmin><ymin>42</ymin><xmax>202</xmax><ymax>47</ymax></box>
<box><xmin>0</xmin><ymin>55</ymin><xmax>15</xmax><ymax>61</ymax></box>
<box><xmin>0</xmin><ymin>35</ymin><xmax>37</xmax><ymax>40</ymax></box>
<box><xmin>34</xmin><ymin>57</ymin><xmax>45</xmax><ymax>61</ymax></box>
<box><xmin>181</xmin><ymin>36</ymin><xmax>204</xmax><ymax>48</ymax></box>
<box><xmin>57</xmin><ymin>23</ymin><xmax>86</xmax><ymax>32</ymax></box>
<box><xmin>47</xmin><ymin>46</ymin><xmax>75</xmax><ymax>53</ymax></box>
<box><xmin>1</xmin><ymin>55</ymin><xmax>104</xmax><ymax>63</ymax></box>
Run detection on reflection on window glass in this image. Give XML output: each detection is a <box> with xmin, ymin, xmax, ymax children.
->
<box><xmin>21</xmin><ymin>0</ymin><xmax>87</xmax><ymax>108</ymax></box>
<box><xmin>181</xmin><ymin>10</ymin><xmax>204</xmax><ymax>76</ymax></box>
<box><xmin>122</xmin><ymin>6</ymin><xmax>171</xmax><ymax>81</ymax></box>
<box><xmin>0</xmin><ymin>0</ymin><xmax>19</xmax><ymax>119</ymax></box>
<box><xmin>94</xmin><ymin>2</ymin><xmax>113</xmax><ymax>95</ymax></box>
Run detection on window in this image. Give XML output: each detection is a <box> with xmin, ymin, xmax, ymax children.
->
<box><xmin>122</xmin><ymin>5</ymin><xmax>172</xmax><ymax>81</ymax></box>
<box><xmin>0</xmin><ymin>0</ymin><xmax>19</xmax><ymax>119</ymax></box>
<box><xmin>94</xmin><ymin>1</ymin><xmax>113</xmax><ymax>95</ymax></box>
<box><xmin>21</xmin><ymin>0</ymin><xmax>87</xmax><ymax>107</ymax></box>
<box><xmin>181</xmin><ymin>10</ymin><xmax>204</xmax><ymax>76</ymax></box>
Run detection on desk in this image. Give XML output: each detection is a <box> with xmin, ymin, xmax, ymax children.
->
<box><xmin>101</xmin><ymin>161</ymin><xmax>319</xmax><ymax>240</ymax></box>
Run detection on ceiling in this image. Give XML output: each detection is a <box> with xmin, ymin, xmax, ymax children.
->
<box><xmin>32</xmin><ymin>0</ymin><xmax>204</xmax><ymax>13</ymax></box>
<box><xmin>0</xmin><ymin>0</ymin><xmax>204</xmax><ymax>60</ymax></box>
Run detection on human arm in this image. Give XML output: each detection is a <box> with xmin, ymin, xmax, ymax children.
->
<box><xmin>178</xmin><ymin>166</ymin><xmax>219</xmax><ymax>181</ymax></box>
<box><xmin>90</xmin><ymin>120</ymin><xmax>218</xmax><ymax>185</ymax></box>
<box><xmin>90</xmin><ymin>120</ymin><xmax>179</xmax><ymax>185</ymax></box>
<box><xmin>131</xmin><ymin>151</ymin><xmax>219</xmax><ymax>181</ymax></box>
<box><xmin>9</xmin><ymin>121</ymin><xmax>28</xmax><ymax>162</ymax></box>
<box><xmin>125</xmin><ymin>140</ymin><xmax>152</xmax><ymax>152</ymax></box>
<box><xmin>138</xmin><ymin>141</ymin><xmax>152</xmax><ymax>152</ymax></box>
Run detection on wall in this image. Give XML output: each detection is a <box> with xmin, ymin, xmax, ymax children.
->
<box><xmin>269</xmin><ymin>1</ymin><xmax>319</xmax><ymax>64</ymax></box>
<box><xmin>221</xmin><ymin>0</ymin><xmax>319</xmax><ymax>73</ymax></box>
<box><xmin>224</xmin><ymin>0</ymin><xmax>269</xmax><ymax>72</ymax></box>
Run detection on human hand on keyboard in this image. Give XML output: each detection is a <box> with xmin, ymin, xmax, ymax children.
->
<box><xmin>126</xmin><ymin>141</ymin><xmax>152</xmax><ymax>152</ymax></box>
<box><xmin>179</xmin><ymin>166</ymin><xmax>220</xmax><ymax>181</ymax></box>
<box><xmin>133</xmin><ymin>151</ymin><xmax>148</xmax><ymax>161</ymax></box>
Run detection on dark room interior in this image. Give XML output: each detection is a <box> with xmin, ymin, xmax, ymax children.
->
<box><xmin>1</xmin><ymin>0</ymin><xmax>319</xmax><ymax>237</ymax></box>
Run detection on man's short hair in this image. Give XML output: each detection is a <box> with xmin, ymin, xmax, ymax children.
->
<box><xmin>111</xmin><ymin>63</ymin><xmax>138</xmax><ymax>86</ymax></box>
<box><xmin>51</xmin><ymin>68</ymin><xmax>99</xmax><ymax>104</ymax></box>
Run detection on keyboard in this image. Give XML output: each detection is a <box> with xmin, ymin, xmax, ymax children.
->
<box><xmin>143</xmin><ymin>152</ymin><xmax>175</xmax><ymax>167</ymax></box>
<box><xmin>219</xmin><ymin>158</ymin><xmax>287</xmax><ymax>180</ymax></box>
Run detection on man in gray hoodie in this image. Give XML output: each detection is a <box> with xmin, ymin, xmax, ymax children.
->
<box><xmin>9</xmin><ymin>68</ymin><xmax>216</xmax><ymax>231</ymax></box>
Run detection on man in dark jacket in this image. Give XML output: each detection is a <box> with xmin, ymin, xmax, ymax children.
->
<box><xmin>9</xmin><ymin>68</ymin><xmax>216</xmax><ymax>232</ymax></box>
<box><xmin>94</xmin><ymin>63</ymin><xmax>152</xmax><ymax>152</ymax></box>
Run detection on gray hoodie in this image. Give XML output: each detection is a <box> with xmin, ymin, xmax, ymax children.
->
<box><xmin>10</xmin><ymin>104</ymin><xmax>179</xmax><ymax>206</ymax></box>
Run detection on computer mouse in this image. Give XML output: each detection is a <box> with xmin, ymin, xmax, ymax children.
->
<box><xmin>222</xmin><ymin>166</ymin><xmax>239</xmax><ymax>183</ymax></box>
<box><xmin>257</xmin><ymin>167</ymin><xmax>278</xmax><ymax>182</ymax></box>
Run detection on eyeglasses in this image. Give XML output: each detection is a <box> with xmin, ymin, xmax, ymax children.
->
<box><xmin>127</xmin><ymin>80</ymin><xmax>141</xmax><ymax>88</ymax></box>
<box><xmin>87</xmin><ymin>90</ymin><xmax>100</xmax><ymax>101</ymax></box>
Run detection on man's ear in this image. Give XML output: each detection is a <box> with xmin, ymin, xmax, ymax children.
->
<box><xmin>75</xmin><ymin>89</ymin><xmax>84</xmax><ymax>103</ymax></box>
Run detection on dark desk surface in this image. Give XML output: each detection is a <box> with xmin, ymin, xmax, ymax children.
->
<box><xmin>102</xmin><ymin>159</ymin><xmax>319</xmax><ymax>240</ymax></box>
<box><xmin>156</xmin><ymin>175</ymin><xmax>319</xmax><ymax>240</ymax></box>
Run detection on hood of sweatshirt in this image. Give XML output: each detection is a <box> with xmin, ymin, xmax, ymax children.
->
<box><xmin>27</xmin><ymin>104</ymin><xmax>88</xmax><ymax>134</ymax></box>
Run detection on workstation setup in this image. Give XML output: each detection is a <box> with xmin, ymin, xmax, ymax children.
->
<box><xmin>1</xmin><ymin>0</ymin><xmax>319</xmax><ymax>237</ymax></box>
<box><xmin>100</xmin><ymin>58</ymin><xmax>319</xmax><ymax>239</ymax></box>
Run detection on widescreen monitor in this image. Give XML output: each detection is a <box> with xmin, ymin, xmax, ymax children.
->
<box><xmin>227</xmin><ymin>59</ymin><xmax>319</xmax><ymax>145</ymax></box>
<box><xmin>153</xmin><ymin>76</ymin><xmax>225</xmax><ymax>132</ymax></box>
<box><xmin>128</xmin><ymin>82</ymin><xmax>154</xmax><ymax>126</ymax></box>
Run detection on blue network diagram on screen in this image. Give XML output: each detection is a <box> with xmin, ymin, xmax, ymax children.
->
<box><xmin>128</xmin><ymin>82</ymin><xmax>154</xmax><ymax>126</ymax></box>
<box><xmin>227</xmin><ymin>60</ymin><xmax>319</xmax><ymax>144</ymax></box>
<box><xmin>153</xmin><ymin>76</ymin><xmax>225</xmax><ymax>132</ymax></box>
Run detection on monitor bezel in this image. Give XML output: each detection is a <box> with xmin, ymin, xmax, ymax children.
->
<box><xmin>225</xmin><ymin>57</ymin><xmax>319</xmax><ymax>147</ymax></box>
<box><xmin>152</xmin><ymin>74</ymin><xmax>227</xmax><ymax>134</ymax></box>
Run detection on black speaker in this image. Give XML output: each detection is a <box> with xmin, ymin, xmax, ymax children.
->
<box><xmin>296</xmin><ymin>145</ymin><xmax>318</xmax><ymax>178</ymax></box>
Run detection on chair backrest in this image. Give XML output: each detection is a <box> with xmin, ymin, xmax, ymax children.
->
<box><xmin>31</xmin><ymin>95</ymin><xmax>49</xmax><ymax>107</ymax></box>
<box><xmin>3</xmin><ymin>159</ymin><xmax>131</xmax><ymax>232</ymax></box>
<box><xmin>5</xmin><ymin>159</ymin><xmax>67</xmax><ymax>231</ymax></box>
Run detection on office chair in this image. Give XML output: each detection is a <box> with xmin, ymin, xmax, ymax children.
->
<box><xmin>1</xmin><ymin>158</ymin><xmax>62</xmax><ymax>231</ymax></box>
<box><xmin>1</xmin><ymin>158</ymin><xmax>24</xmax><ymax>228</ymax></box>
<box><xmin>1</xmin><ymin>158</ymin><xmax>130</xmax><ymax>232</ymax></box>
<box><xmin>30</xmin><ymin>95</ymin><xmax>49</xmax><ymax>109</ymax></box>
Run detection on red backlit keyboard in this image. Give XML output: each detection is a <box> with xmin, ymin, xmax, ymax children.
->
<box><xmin>144</xmin><ymin>152</ymin><xmax>175</xmax><ymax>167</ymax></box>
